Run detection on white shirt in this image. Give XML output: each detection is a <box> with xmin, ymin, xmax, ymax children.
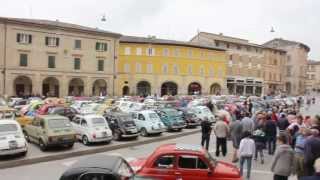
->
<box><xmin>238</xmin><ymin>137</ymin><xmax>255</xmax><ymax>157</ymax></box>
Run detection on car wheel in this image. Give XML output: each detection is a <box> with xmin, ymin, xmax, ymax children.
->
<box><xmin>67</xmin><ymin>143</ymin><xmax>74</xmax><ymax>149</ymax></box>
<box><xmin>114</xmin><ymin>131</ymin><xmax>121</xmax><ymax>141</ymax></box>
<box><xmin>21</xmin><ymin>151</ymin><xmax>27</xmax><ymax>156</ymax></box>
<box><xmin>140</xmin><ymin>128</ymin><xmax>148</xmax><ymax>137</ymax></box>
<box><xmin>82</xmin><ymin>135</ymin><xmax>90</xmax><ymax>146</ymax></box>
<box><xmin>177</xmin><ymin>128</ymin><xmax>183</xmax><ymax>132</ymax></box>
<box><xmin>24</xmin><ymin>131</ymin><xmax>30</xmax><ymax>143</ymax></box>
<box><xmin>39</xmin><ymin>139</ymin><xmax>47</xmax><ymax>151</ymax></box>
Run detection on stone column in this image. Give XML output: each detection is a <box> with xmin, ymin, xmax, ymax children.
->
<box><xmin>84</xmin><ymin>77</ymin><xmax>91</xmax><ymax>97</ymax></box>
<box><xmin>34</xmin><ymin>73</ymin><xmax>42</xmax><ymax>96</ymax></box>
<box><xmin>60</xmin><ymin>76</ymin><xmax>68</xmax><ymax>97</ymax></box>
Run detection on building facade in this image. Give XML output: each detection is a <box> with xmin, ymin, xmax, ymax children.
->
<box><xmin>116</xmin><ymin>36</ymin><xmax>227</xmax><ymax>97</ymax></box>
<box><xmin>263</xmin><ymin>38</ymin><xmax>310</xmax><ymax>95</ymax></box>
<box><xmin>306</xmin><ymin>60</ymin><xmax>320</xmax><ymax>93</ymax></box>
<box><xmin>190</xmin><ymin>32</ymin><xmax>286</xmax><ymax>96</ymax></box>
<box><xmin>0</xmin><ymin>17</ymin><xmax>121</xmax><ymax>97</ymax></box>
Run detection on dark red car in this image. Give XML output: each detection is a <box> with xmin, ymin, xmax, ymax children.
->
<box><xmin>36</xmin><ymin>104</ymin><xmax>64</xmax><ymax>115</ymax></box>
<box><xmin>130</xmin><ymin>144</ymin><xmax>242</xmax><ymax>180</ymax></box>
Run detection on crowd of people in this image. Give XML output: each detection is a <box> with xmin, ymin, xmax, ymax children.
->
<box><xmin>201</xmin><ymin>97</ymin><xmax>320</xmax><ymax>180</ymax></box>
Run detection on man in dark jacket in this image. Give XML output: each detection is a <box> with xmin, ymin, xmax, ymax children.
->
<box><xmin>304</xmin><ymin>129</ymin><xmax>320</xmax><ymax>176</ymax></box>
<box><xmin>301</xmin><ymin>157</ymin><xmax>320</xmax><ymax>180</ymax></box>
<box><xmin>201</xmin><ymin>117</ymin><xmax>212</xmax><ymax>150</ymax></box>
<box><xmin>277</xmin><ymin>113</ymin><xmax>290</xmax><ymax>132</ymax></box>
<box><xmin>265</xmin><ymin>115</ymin><xmax>277</xmax><ymax>155</ymax></box>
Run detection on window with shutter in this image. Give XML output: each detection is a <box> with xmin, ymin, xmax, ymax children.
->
<box><xmin>19</xmin><ymin>54</ymin><xmax>28</xmax><ymax>67</ymax></box>
<box><xmin>74</xmin><ymin>58</ymin><xmax>81</xmax><ymax>70</ymax></box>
<box><xmin>56</xmin><ymin>38</ymin><xmax>59</xmax><ymax>46</ymax></box>
<box><xmin>98</xmin><ymin>60</ymin><xmax>104</xmax><ymax>71</ymax></box>
<box><xmin>96</xmin><ymin>42</ymin><xmax>99</xmax><ymax>50</ymax></box>
<box><xmin>29</xmin><ymin>35</ymin><xmax>32</xmax><ymax>43</ymax></box>
<box><xmin>45</xmin><ymin>37</ymin><xmax>49</xmax><ymax>46</ymax></box>
<box><xmin>17</xmin><ymin>33</ymin><xmax>21</xmax><ymax>43</ymax></box>
<box><xmin>104</xmin><ymin>43</ymin><xmax>107</xmax><ymax>51</ymax></box>
<box><xmin>48</xmin><ymin>56</ymin><xmax>56</xmax><ymax>68</ymax></box>
<box><xmin>17</xmin><ymin>33</ymin><xmax>32</xmax><ymax>44</ymax></box>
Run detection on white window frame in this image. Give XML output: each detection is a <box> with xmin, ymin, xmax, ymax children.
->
<box><xmin>147</xmin><ymin>64</ymin><xmax>153</xmax><ymax>73</ymax></box>
<box><xmin>173</xmin><ymin>64</ymin><xmax>179</xmax><ymax>75</ymax></box>
<box><xmin>136</xmin><ymin>63</ymin><xmax>142</xmax><ymax>73</ymax></box>
<box><xmin>188</xmin><ymin>65</ymin><xmax>193</xmax><ymax>75</ymax></box>
<box><xmin>124</xmin><ymin>47</ymin><xmax>131</xmax><ymax>55</ymax></box>
<box><xmin>136</xmin><ymin>47</ymin><xmax>142</xmax><ymax>55</ymax></box>
<box><xmin>124</xmin><ymin>63</ymin><xmax>130</xmax><ymax>73</ymax></box>
<box><xmin>163</xmin><ymin>48</ymin><xmax>169</xmax><ymax>56</ymax></box>
<box><xmin>146</xmin><ymin>47</ymin><xmax>155</xmax><ymax>56</ymax></box>
<box><xmin>18</xmin><ymin>33</ymin><xmax>31</xmax><ymax>44</ymax></box>
<box><xmin>162</xmin><ymin>64</ymin><xmax>168</xmax><ymax>74</ymax></box>
<box><xmin>48</xmin><ymin>37</ymin><xmax>58</xmax><ymax>47</ymax></box>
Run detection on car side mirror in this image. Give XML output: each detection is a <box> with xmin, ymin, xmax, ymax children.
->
<box><xmin>208</xmin><ymin>170</ymin><xmax>213</xmax><ymax>176</ymax></box>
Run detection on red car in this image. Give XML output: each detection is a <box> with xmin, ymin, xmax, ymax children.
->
<box><xmin>130</xmin><ymin>144</ymin><xmax>242</xmax><ymax>180</ymax></box>
<box><xmin>36</xmin><ymin>104</ymin><xmax>64</xmax><ymax>115</ymax></box>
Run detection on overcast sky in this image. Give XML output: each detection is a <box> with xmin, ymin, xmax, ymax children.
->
<box><xmin>1</xmin><ymin>0</ymin><xmax>319</xmax><ymax>60</ymax></box>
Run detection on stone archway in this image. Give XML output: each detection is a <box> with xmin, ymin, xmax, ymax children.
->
<box><xmin>161</xmin><ymin>82</ymin><xmax>178</xmax><ymax>96</ymax></box>
<box><xmin>92</xmin><ymin>79</ymin><xmax>107</xmax><ymax>96</ymax></box>
<box><xmin>14</xmin><ymin>76</ymin><xmax>32</xmax><ymax>97</ymax></box>
<box><xmin>42</xmin><ymin>77</ymin><xmax>59</xmax><ymax>97</ymax></box>
<box><xmin>122</xmin><ymin>86</ymin><xmax>130</xmax><ymax>96</ymax></box>
<box><xmin>68</xmin><ymin>78</ymin><xmax>84</xmax><ymax>96</ymax></box>
<box><xmin>188</xmin><ymin>82</ymin><xmax>202</xmax><ymax>95</ymax></box>
<box><xmin>136</xmin><ymin>81</ymin><xmax>151</xmax><ymax>97</ymax></box>
<box><xmin>210</xmin><ymin>83</ymin><xmax>222</xmax><ymax>95</ymax></box>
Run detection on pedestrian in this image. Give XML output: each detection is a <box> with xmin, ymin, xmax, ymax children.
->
<box><xmin>265</xmin><ymin>114</ymin><xmax>277</xmax><ymax>155</ymax></box>
<box><xmin>277</xmin><ymin>113</ymin><xmax>290</xmax><ymax>133</ymax></box>
<box><xmin>214</xmin><ymin>116</ymin><xmax>229</xmax><ymax>157</ymax></box>
<box><xmin>294</xmin><ymin>127</ymin><xmax>311</xmax><ymax>178</ymax></box>
<box><xmin>253</xmin><ymin>125</ymin><xmax>266</xmax><ymax>164</ymax></box>
<box><xmin>248</xmin><ymin>99</ymin><xmax>253</xmax><ymax>115</ymax></box>
<box><xmin>288</xmin><ymin>115</ymin><xmax>304</xmax><ymax>148</ymax></box>
<box><xmin>200</xmin><ymin>117</ymin><xmax>212</xmax><ymax>150</ymax></box>
<box><xmin>241</xmin><ymin>112</ymin><xmax>255</xmax><ymax>134</ymax></box>
<box><xmin>304</xmin><ymin>129</ymin><xmax>320</xmax><ymax>176</ymax></box>
<box><xmin>238</xmin><ymin>131</ymin><xmax>255</xmax><ymax>179</ymax></box>
<box><xmin>229</xmin><ymin>117</ymin><xmax>243</xmax><ymax>162</ymax></box>
<box><xmin>271</xmin><ymin>133</ymin><xmax>295</xmax><ymax>180</ymax></box>
<box><xmin>300</xmin><ymin>157</ymin><xmax>320</xmax><ymax>180</ymax></box>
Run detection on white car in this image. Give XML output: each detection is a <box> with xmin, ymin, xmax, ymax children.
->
<box><xmin>131</xmin><ymin>110</ymin><xmax>166</xmax><ymax>137</ymax></box>
<box><xmin>71</xmin><ymin>114</ymin><xmax>113</xmax><ymax>145</ymax></box>
<box><xmin>0</xmin><ymin>120</ymin><xmax>28</xmax><ymax>156</ymax></box>
<box><xmin>189</xmin><ymin>106</ymin><xmax>216</xmax><ymax>123</ymax></box>
<box><xmin>71</xmin><ymin>100</ymin><xmax>92</xmax><ymax>111</ymax></box>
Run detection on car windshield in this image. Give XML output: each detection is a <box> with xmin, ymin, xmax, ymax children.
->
<box><xmin>149</xmin><ymin>113</ymin><xmax>159</xmax><ymax>119</ymax></box>
<box><xmin>0</xmin><ymin>124</ymin><xmax>18</xmax><ymax>133</ymax></box>
<box><xmin>202</xmin><ymin>108</ymin><xmax>211</xmax><ymax>114</ymax></box>
<box><xmin>91</xmin><ymin>118</ymin><xmax>106</xmax><ymax>126</ymax></box>
<box><xmin>48</xmin><ymin>119</ymin><xmax>71</xmax><ymax>129</ymax></box>
<box><xmin>164</xmin><ymin>110</ymin><xmax>178</xmax><ymax>116</ymax></box>
<box><xmin>119</xmin><ymin>115</ymin><xmax>132</xmax><ymax>122</ymax></box>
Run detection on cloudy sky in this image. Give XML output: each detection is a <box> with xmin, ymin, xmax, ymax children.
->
<box><xmin>1</xmin><ymin>0</ymin><xmax>319</xmax><ymax>59</ymax></box>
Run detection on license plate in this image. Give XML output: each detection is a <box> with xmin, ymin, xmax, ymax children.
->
<box><xmin>102</xmin><ymin>132</ymin><xmax>107</xmax><ymax>137</ymax></box>
<box><xmin>130</xmin><ymin>129</ymin><xmax>137</xmax><ymax>133</ymax></box>
<box><xmin>9</xmin><ymin>142</ymin><xmax>18</xmax><ymax>149</ymax></box>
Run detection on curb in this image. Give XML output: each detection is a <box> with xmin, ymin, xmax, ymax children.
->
<box><xmin>0</xmin><ymin>129</ymin><xmax>200</xmax><ymax>169</ymax></box>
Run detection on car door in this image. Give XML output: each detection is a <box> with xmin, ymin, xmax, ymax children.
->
<box><xmin>79</xmin><ymin>119</ymin><xmax>89</xmax><ymax>138</ymax></box>
<box><xmin>146</xmin><ymin>154</ymin><xmax>177</xmax><ymax>180</ymax></box>
<box><xmin>27</xmin><ymin>118</ymin><xmax>40</xmax><ymax>142</ymax></box>
<box><xmin>175</xmin><ymin>154</ymin><xmax>211</xmax><ymax>180</ymax></box>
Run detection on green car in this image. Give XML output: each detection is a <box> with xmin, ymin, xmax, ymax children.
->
<box><xmin>24</xmin><ymin>115</ymin><xmax>76</xmax><ymax>151</ymax></box>
<box><xmin>155</xmin><ymin>108</ymin><xmax>186</xmax><ymax>131</ymax></box>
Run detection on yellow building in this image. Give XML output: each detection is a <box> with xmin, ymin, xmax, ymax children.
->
<box><xmin>116</xmin><ymin>36</ymin><xmax>227</xmax><ymax>96</ymax></box>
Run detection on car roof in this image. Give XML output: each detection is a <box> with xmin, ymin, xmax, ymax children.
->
<box><xmin>0</xmin><ymin>119</ymin><xmax>20</xmax><ymax>125</ymax></box>
<box><xmin>76</xmin><ymin>114</ymin><xmax>104</xmax><ymax>118</ymax></box>
<box><xmin>155</xmin><ymin>143</ymin><xmax>205</xmax><ymax>155</ymax></box>
<box><xmin>37</xmin><ymin>115</ymin><xmax>68</xmax><ymax>119</ymax></box>
<box><xmin>66</xmin><ymin>154</ymin><xmax>122</xmax><ymax>171</ymax></box>
<box><xmin>106</xmin><ymin>112</ymin><xmax>129</xmax><ymax>116</ymax></box>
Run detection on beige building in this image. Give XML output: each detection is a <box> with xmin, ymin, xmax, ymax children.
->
<box><xmin>191</xmin><ymin>32</ymin><xmax>286</xmax><ymax>96</ymax></box>
<box><xmin>306</xmin><ymin>60</ymin><xmax>320</xmax><ymax>92</ymax></box>
<box><xmin>263</xmin><ymin>38</ymin><xmax>310</xmax><ymax>95</ymax></box>
<box><xmin>0</xmin><ymin>17</ymin><xmax>121</xmax><ymax>97</ymax></box>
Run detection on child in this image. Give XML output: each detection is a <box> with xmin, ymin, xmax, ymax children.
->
<box><xmin>253</xmin><ymin>125</ymin><xmax>266</xmax><ymax>164</ymax></box>
<box><xmin>239</xmin><ymin>131</ymin><xmax>255</xmax><ymax>179</ymax></box>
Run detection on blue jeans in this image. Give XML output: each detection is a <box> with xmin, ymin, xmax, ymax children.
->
<box><xmin>240</xmin><ymin>156</ymin><xmax>252</xmax><ymax>178</ymax></box>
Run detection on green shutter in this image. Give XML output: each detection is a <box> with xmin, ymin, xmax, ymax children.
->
<box><xmin>96</xmin><ymin>42</ymin><xmax>99</xmax><ymax>50</ymax></box>
<box><xmin>17</xmin><ymin>33</ymin><xmax>20</xmax><ymax>43</ymax></box>
<box><xmin>104</xmin><ymin>43</ymin><xmax>107</xmax><ymax>51</ymax></box>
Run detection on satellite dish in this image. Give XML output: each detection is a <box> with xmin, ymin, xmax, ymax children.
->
<box><xmin>270</xmin><ymin>27</ymin><xmax>275</xmax><ymax>33</ymax></box>
<box><xmin>101</xmin><ymin>15</ymin><xmax>106</xmax><ymax>22</ymax></box>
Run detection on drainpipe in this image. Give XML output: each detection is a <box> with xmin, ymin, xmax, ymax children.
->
<box><xmin>3</xmin><ymin>21</ymin><xmax>7</xmax><ymax>97</ymax></box>
<box><xmin>112</xmin><ymin>39</ymin><xmax>117</xmax><ymax>97</ymax></box>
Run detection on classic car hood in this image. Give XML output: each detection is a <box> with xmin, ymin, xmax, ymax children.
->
<box><xmin>213</xmin><ymin>161</ymin><xmax>241</xmax><ymax>178</ymax></box>
<box><xmin>129</xmin><ymin>157</ymin><xmax>147</xmax><ymax>173</ymax></box>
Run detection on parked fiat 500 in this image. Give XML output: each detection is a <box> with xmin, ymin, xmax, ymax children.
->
<box><xmin>190</xmin><ymin>106</ymin><xmax>216</xmax><ymax>123</ymax></box>
<box><xmin>131</xmin><ymin>110</ymin><xmax>166</xmax><ymax>137</ymax></box>
<box><xmin>155</xmin><ymin>108</ymin><xmax>186</xmax><ymax>131</ymax></box>
<box><xmin>24</xmin><ymin>115</ymin><xmax>76</xmax><ymax>151</ymax></box>
<box><xmin>0</xmin><ymin>120</ymin><xmax>28</xmax><ymax>156</ymax></box>
<box><xmin>104</xmin><ymin>112</ymin><xmax>139</xmax><ymax>140</ymax></box>
<box><xmin>47</xmin><ymin>106</ymin><xmax>79</xmax><ymax>120</ymax></box>
<box><xmin>130</xmin><ymin>144</ymin><xmax>242</xmax><ymax>180</ymax></box>
<box><xmin>71</xmin><ymin>114</ymin><xmax>113</xmax><ymax>145</ymax></box>
<box><xmin>176</xmin><ymin>108</ymin><xmax>200</xmax><ymax>128</ymax></box>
